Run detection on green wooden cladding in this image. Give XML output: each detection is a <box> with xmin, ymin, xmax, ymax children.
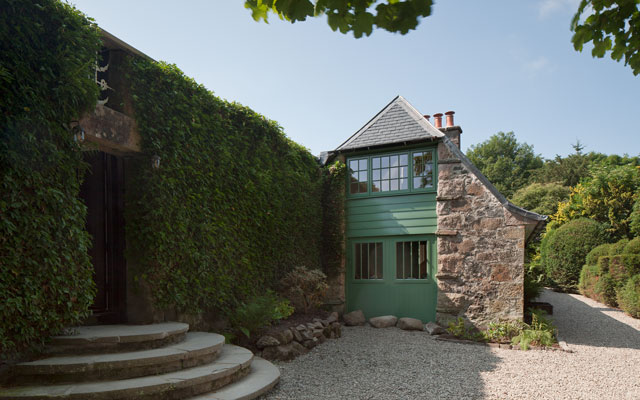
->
<box><xmin>346</xmin><ymin>193</ymin><xmax>437</xmax><ymax>238</ymax></box>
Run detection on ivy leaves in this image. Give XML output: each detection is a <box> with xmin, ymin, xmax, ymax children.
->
<box><xmin>571</xmin><ymin>0</ymin><xmax>640</xmax><ymax>75</ymax></box>
<box><xmin>244</xmin><ymin>0</ymin><xmax>433</xmax><ymax>38</ymax></box>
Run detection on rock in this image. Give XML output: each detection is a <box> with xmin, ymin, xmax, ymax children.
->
<box><xmin>256</xmin><ymin>335</ymin><xmax>280</xmax><ymax>349</ymax></box>
<box><xmin>323</xmin><ymin>325</ymin><xmax>331</xmax><ymax>337</ymax></box>
<box><xmin>302</xmin><ymin>338</ymin><xmax>318</xmax><ymax>349</ymax></box>
<box><xmin>300</xmin><ymin>329</ymin><xmax>314</xmax><ymax>341</ymax></box>
<box><xmin>312</xmin><ymin>328</ymin><xmax>324</xmax><ymax>338</ymax></box>
<box><xmin>290</xmin><ymin>327</ymin><xmax>303</xmax><ymax>342</ymax></box>
<box><xmin>329</xmin><ymin>331</ymin><xmax>336</xmax><ymax>339</ymax></box>
<box><xmin>316</xmin><ymin>334</ymin><xmax>326</xmax><ymax>344</ymax></box>
<box><xmin>425</xmin><ymin>322</ymin><xmax>445</xmax><ymax>335</ymax></box>
<box><xmin>314</xmin><ymin>318</ymin><xmax>329</xmax><ymax>327</ymax></box>
<box><xmin>272</xmin><ymin>328</ymin><xmax>293</xmax><ymax>345</ymax></box>
<box><xmin>327</xmin><ymin>312</ymin><xmax>339</xmax><ymax>324</ymax></box>
<box><xmin>397</xmin><ymin>317</ymin><xmax>424</xmax><ymax>331</ymax></box>
<box><xmin>369</xmin><ymin>315</ymin><xmax>398</xmax><ymax>328</ymax></box>
<box><xmin>261</xmin><ymin>342</ymin><xmax>307</xmax><ymax>361</ymax></box>
<box><xmin>331</xmin><ymin>322</ymin><xmax>342</xmax><ymax>338</ymax></box>
<box><xmin>343</xmin><ymin>310</ymin><xmax>366</xmax><ymax>326</ymax></box>
<box><xmin>296</xmin><ymin>324</ymin><xmax>307</xmax><ymax>331</ymax></box>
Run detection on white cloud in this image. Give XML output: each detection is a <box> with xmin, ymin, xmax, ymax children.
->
<box><xmin>537</xmin><ymin>0</ymin><xmax>580</xmax><ymax>18</ymax></box>
<box><xmin>523</xmin><ymin>56</ymin><xmax>553</xmax><ymax>78</ymax></box>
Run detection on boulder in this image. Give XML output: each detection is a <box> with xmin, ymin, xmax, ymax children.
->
<box><xmin>369</xmin><ymin>315</ymin><xmax>398</xmax><ymax>328</ymax></box>
<box><xmin>327</xmin><ymin>312</ymin><xmax>339</xmax><ymax>324</ymax></box>
<box><xmin>290</xmin><ymin>327</ymin><xmax>303</xmax><ymax>342</ymax></box>
<box><xmin>256</xmin><ymin>335</ymin><xmax>280</xmax><ymax>349</ymax></box>
<box><xmin>343</xmin><ymin>310</ymin><xmax>366</xmax><ymax>326</ymax></box>
<box><xmin>397</xmin><ymin>317</ymin><xmax>424</xmax><ymax>331</ymax></box>
<box><xmin>261</xmin><ymin>342</ymin><xmax>307</xmax><ymax>361</ymax></box>
<box><xmin>271</xmin><ymin>329</ymin><xmax>293</xmax><ymax>345</ymax></box>
<box><xmin>425</xmin><ymin>322</ymin><xmax>445</xmax><ymax>335</ymax></box>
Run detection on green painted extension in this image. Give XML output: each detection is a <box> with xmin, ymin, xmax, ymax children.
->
<box><xmin>344</xmin><ymin>147</ymin><xmax>438</xmax><ymax>323</ymax></box>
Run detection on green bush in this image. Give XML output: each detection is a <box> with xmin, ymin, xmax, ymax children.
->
<box><xmin>609</xmin><ymin>255</ymin><xmax>630</xmax><ymax>284</ymax></box>
<box><xmin>511</xmin><ymin>309</ymin><xmax>557</xmax><ymax>350</ymax></box>
<box><xmin>1</xmin><ymin>0</ymin><xmax>100</xmax><ymax>357</ymax></box>
<box><xmin>617</xmin><ymin>275</ymin><xmax>640</xmax><ymax>318</ymax></box>
<box><xmin>484</xmin><ymin>320</ymin><xmax>524</xmax><ymax>343</ymax></box>
<box><xmin>579</xmin><ymin>264</ymin><xmax>600</xmax><ymax>299</ymax></box>
<box><xmin>586</xmin><ymin>243</ymin><xmax>612</xmax><ymax>266</ymax></box>
<box><xmin>510</xmin><ymin>182</ymin><xmax>570</xmax><ymax>216</ymax></box>
<box><xmin>623</xmin><ymin>237</ymin><xmax>640</xmax><ymax>255</ymax></box>
<box><xmin>594</xmin><ymin>273</ymin><xmax>618</xmax><ymax>307</ymax></box>
<box><xmin>630</xmin><ymin>197</ymin><xmax>640</xmax><ymax>237</ymax></box>
<box><xmin>541</xmin><ymin>218</ymin><xmax>607</xmax><ymax>289</ymax></box>
<box><xmin>228</xmin><ymin>291</ymin><xmax>294</xmax><ymax>339</ymax></box>
<box><xmin>609</xmin><ymin>239</ymin><xmax>629</xmax><ymax>256</ymax></box>
<box><xmin>598</xmin><ymin>256</ymin><xmax>611</xmax><ymax>275</ymax></box>
<box><xmin>524</xmin><ymin>273</ymin><xmax>542</xmax><ymax>303</ymax></box>
<box><xmin>278</xmin><ymin>266</ymin><xmax>329</xmax><ymax>313</ymax></box>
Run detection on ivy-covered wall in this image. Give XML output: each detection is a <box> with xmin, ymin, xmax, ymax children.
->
<box><xmin>0</xmin><ymin>0</ymin><xmax>101</xmax><ymax>356</ymax></box>
<box><xmin>124</xmin><ymin>58</ymin><xmax>323</xmax><ymax>317</ymax></box>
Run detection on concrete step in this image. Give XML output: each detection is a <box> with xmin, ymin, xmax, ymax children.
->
<box><xmin>10</xmin><ymin>332</ymin><xmax>225</xmax><ymax>385</ymax></box>
<box><xmin>46</xmin><ymin>322</ymin><xmax>190</xmax><ymax>355</ymax></box>
<box><xmin>191</xmin><ymin>357</ymin><xmax>280</xmax><ymax>400</ymax></box>
<box><xmin>0</xmin><ymin>345</ymin><xmax>253</xmax><ymax>400</ymax></box>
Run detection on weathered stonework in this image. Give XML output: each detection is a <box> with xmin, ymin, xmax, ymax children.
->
<box><xmin>435</xmin><ymin>139</ymin><xmax>529</xmax><ymax>329</ymax></box>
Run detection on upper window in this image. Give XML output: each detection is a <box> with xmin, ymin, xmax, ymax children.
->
<box><xmin>347</xmin><ymin>148</ymin><xmax>436</xmax><ymax>196</ymax></box>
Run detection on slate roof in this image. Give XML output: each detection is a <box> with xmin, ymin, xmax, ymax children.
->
<box><xmin>335</xmin><ymin>95</ymin><xmax>443</xmax><ymax>151</ymax></box>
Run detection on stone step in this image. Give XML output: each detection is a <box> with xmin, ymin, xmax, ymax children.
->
<box><xmin>45</xmin><ymin>322</ymin><xmax>189</xmax><ymax>355</ymax></box>
<box><xmin>0</xmin><ymin>345</ymin><xmax>253</xmax><ymax>400</ymax></box>
<box><xmin>191</xmin><ymin>357</ymin><xmax>280</xmax><ymax>400</ymax></box>
<box><xmin>10</xmin><ymin>332</ymin><xmax>225</xmax><ymax>385</ymax></box>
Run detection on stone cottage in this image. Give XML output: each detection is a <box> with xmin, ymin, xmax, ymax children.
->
<box><xmin>322</xmin><ymin>96</ymin><xmax>546</xmax><ymax>328</ymax></box>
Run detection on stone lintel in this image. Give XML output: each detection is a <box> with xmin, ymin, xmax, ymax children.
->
<box><xmin>436</xmin><ymin>195</ymin><xmax>462</xmax><ymax>201</ymax></box>
<box><xmin>438</xmin><ymin>158</ymin><xmax>462</xmax><ymax>164</ymax></box>
<box><xmin>79</xmin><ymin>105</ymin><xmax>141</xmax><ymax>155</ymax></box>
<box><xmin>435</xmin><ymin>229</ymin><xmax>458</xmax><ymax>237</ymax></box>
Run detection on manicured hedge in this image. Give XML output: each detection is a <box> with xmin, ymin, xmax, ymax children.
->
<box><xmin>0</xmin><ymin>0</ymin><xmax>101</xmax><ymax>356</ymax></box>
<box><xmin>125</xmin><ymin>58</ymin><xmax>323</xmax><ymax>315</ymax></box>
<box><xmin>617</xmin><ymin>275</ymin><xmax>640</xmax><ymax>318</ymax></box>
<box><xmin>586</xmin><ymin>243</ymin><xmax>612</xmax><ymax>266</ymax></box>
<box><xmin>624</xmin><ymin>237</ymin><xmax>640</xmax><ymax>254</ymax></box>
<box><xmin>578</xmin><ymin>265</ymin><xmax>600</xmax><ymax>300</ymax></box>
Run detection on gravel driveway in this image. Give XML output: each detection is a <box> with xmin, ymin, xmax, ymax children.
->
<box><xmin>263</xmin><ymin>290</ymin><xmax>640</xmax><ymax>399</ymax></box>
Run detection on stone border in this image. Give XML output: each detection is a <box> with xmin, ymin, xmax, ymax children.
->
<box><xmin>434</xmin><ymin>334</ymin><xmax>569</xmax><ymax>352</ymax></box>
<box><xmin>256</xmin><ymin>313</ymin><xmax>342</xmax><ymax>362</ymax></box>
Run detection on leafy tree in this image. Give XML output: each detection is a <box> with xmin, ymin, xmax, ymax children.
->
<box><xmin>466</xmin><ymin>132</ymin><xmax>543</xmax><ymax>199</ymax></box>
<box><xmin>511</xmin><ymin>183</ymin><xmax>571</xmax><ymax>216</ymax></box>
<box><xmin>553</xmin><ymin>164</ymin><xmax>640</xmax><ymax>239</ymax></box>
<box><xmin>244</xmin><ymin>0</ymin><xmax>433</xmax><ymax>38</ymax></box>
<box><xmin>571</xmin><ymin>0</ymin><xmax>640</xmax><ymax>76</ymax></box>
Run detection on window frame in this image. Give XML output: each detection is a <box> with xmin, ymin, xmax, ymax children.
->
<box><xmin>345</xmin><ymin>147</ymin><xmax>437</xmax><ymax>198</ymax></box>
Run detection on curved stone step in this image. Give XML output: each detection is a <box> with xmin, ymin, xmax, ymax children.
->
<box><xmin>46</xmin><ymin>322</ymin><xmax>189</xmax><ymax>355</ymax></box>
<box><xmin>10</xmin><ymin>332</ymin><xmax>225</xmax><ymax>385</ymax></box>
<box><xmin>0</xmin><ymin>345</ymin><xmax>253</xmax><ymax>400</ymax></box>
<box><xmin>191</xmin><ymin>357</ymin><xmax>280</xmax><ymax>400</ymax></box>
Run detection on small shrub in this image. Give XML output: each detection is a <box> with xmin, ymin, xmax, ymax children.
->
<box><xmin>524</xmin><ymin>272</ymin><xmax>542</xmax><ymax>303</ymax></box>
<box><xmin>594</xmin><ymin>273</ymin><xmax>618</xmax><ymax>307</ymax></box>
<box><xmin>617</xmin><ymin>275</ymin><xmax>640</xmax><ymax>318</ymax></box>
<box><xmin>484</xmin><ymin>320</ymin><xmax>524</xmax><ymax>343</ymax></box>
<box><xmin>541</xmin><ymin>219</ymin><xmax>607</xmax><ymax>289</ymax></box>
<box><xmin>623</xmin><ymin>237</ymin><xmax>640</xmax><ymax>255</ymax></box>
<box><xmin>228</xmin><ymin>291</ymin><xmax>294</xmax><ymax>338</ymax></box>
<box><xmin>586</xmin><ymin>243</ymin><xmax>612</xmax><ymax>266</ymax></box>
<box><xmin>446</xmin><ymin>317</ymin><xmax>485</xmax><ymax>341</ymax></box>
<box><xmin>609</xmin><ymin>239</ymin><xmax>630</xmax><ymax>256</ymax></box>
<box><xmin>579</xmin><ymin>264</ymin><xmax>600</xmax><ymax>299</ymax></box>
<box><xmin>278</xmin><ymin>266</ymin><xmax>328</xmax><ymax>313</ymax></box>
<box><xmin>511</xmin><ymin>309</ymin><xmax>557</xmax><ymax>350</ymax></box>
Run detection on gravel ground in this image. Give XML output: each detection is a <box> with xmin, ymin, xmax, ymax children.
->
<box><xmin>263</xmin><ymin>289</ymin><xmax>640</xmax><ymax>400</ymax></box>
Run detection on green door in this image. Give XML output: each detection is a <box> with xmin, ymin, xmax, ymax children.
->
<box><xmin>346</xmin><ymin>235</ymin><xmax>437</xmax><ymax>322</ymax></box>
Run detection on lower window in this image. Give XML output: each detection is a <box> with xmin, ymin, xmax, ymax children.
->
<box><xmin>396</xmin><ymin>240</ymin><xmax>428</xmax><ymax>279</ymax></box>
<box><xmin>354</xmin><ymin>242</ymin><xmax>383</xmax><ymax>280</ymax></box>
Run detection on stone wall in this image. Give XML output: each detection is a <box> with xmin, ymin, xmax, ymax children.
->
<box><xmin>435</xmin><ymin>140</ymin><xmax>527</xmax><ymax>329</ymax></box>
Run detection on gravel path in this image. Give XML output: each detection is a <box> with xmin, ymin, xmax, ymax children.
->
<box><xmin>263</xmin><ymin>290</ymin><xmax>640</xmax><ymax>399</ymax></box>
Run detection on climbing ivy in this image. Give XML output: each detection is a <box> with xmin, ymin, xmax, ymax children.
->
<box><xmin>0</xmin><ymin>0</ymin><xmax>100</xmax><ymax>357</ymax></box>
<box><xmin>125</xmin><ymin>58</ymin><xmax>323</xmax><ymax>315</ymax></box>
<box><xmin>321</xmin><ymin>160</ymin><xmax>347</xmax><ymax>276</ymax></box>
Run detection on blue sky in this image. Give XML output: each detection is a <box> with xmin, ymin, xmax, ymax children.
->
<box><xmin>70</xmin><ymin>0</ymin><xmax>639</xmax><ymax>159</ymax></box>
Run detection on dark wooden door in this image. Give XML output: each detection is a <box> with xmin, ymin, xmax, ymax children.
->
<box><xmin>80</xmin><ymin>151</ymin><xmax>126</xmax><ymax>324</ymax></box>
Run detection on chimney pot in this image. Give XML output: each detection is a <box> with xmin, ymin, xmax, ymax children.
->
<box><xmin>433</xmin><ymin>113</ymin><xmax>443</xmax><ymax>128</ymax></box>
<box><xmin>445</xmin><ymin>111</ymin><xmax>455</xmax><ymax>127</ymax></box>
<box><xmin>423</xmin><ymin>114</ymin><xmax>431</xmax><ymax>122</ymax></box>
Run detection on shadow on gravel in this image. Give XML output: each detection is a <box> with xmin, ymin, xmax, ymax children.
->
<box><xmin>541</xmin><ymin>290</ymin><xmax>640</xmax><ymax>350</ymax></box>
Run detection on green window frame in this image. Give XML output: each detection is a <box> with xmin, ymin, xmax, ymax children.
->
<box><xmin>346</xmin><ymin>148</ymin><xmax>436</xmax><ymax>197</ymax></box>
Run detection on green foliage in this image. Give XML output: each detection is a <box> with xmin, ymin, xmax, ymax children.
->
<box><xmin>631</xmin><ymin>197</ymin><xmax>640</xmax><ymax>236</ymax></box>
<box><xmin>617</xmin><ymin>274</ymin><xmax>640</xmax><ymax>318</ymax></box>
<box><xmin>579</xmin><ymin>264</ymin><xmax>601</xmax><ymax>299</ymax></box>
<box><xmin>541</xmin><ymin>218</ymin><xmax>607</xmax><ymax>289</ymax></box>
<box><xmin>598</xmin><ymin>256</ymin><xmax>611</xmax><ymax>275</ymax></box>
<box><xmin>571</xmin><ymin>0</ymin><xmax>640</xmax><ymax>76</ymax></box>
<box><xmin>0</xmin><ymin>0</ymin><xmax>100</xmax><ymax>357</ymax></box>
<box><xmin>446</xmin><ymin>317</ymin><xmax>484</xmax><ymax>341</ymax></box>
<box><xmin>278</xmin><ymin>266</ymin><xmax>328</xmax><ymax>313</ymax></box>
<box><xmin>594</xmin><ymin>273</ymin><xmax>618</xmax><ymax>306</ymax></box>
<box><xmin>586</xmin><ymin>243</ymin><xmax>612</xmax><ymax>266</ymax></box>
<box><xmin>511</xmin><ymin>183</ymin><xmax>570</xmax><ymax>216</ymax></box>
<box><xmin>553</xmin><ymin>164</ymin><xmax>640</xmax><ymax>240</ymax></box>
<box><xmin>511</xmin><ymin>309</ymin><xmax>557</xmax><ymax>350</ymax></box>
<box><xmin>624</xmin><ymin>237</ymin><xmax>640</xmax><ymax>254</ymax></box>
<box><xmin>125</xmin><ymin>58</ymin><xmax>323</xmax><ymax>315</ymax></box>
<box><xmin>228</xmin><ymin>291</ymin><xmax>294</xmax><ymax>338</ymax></box>
<box><xmin>524</xmin><ymin>272</ymin><xmax>543</xmax><ymax>303</ymax></box>
<box><xmin>322</xmin><ymin>161</ymin><xmax>347</xmax><ymax>276</ymax></box>
<box><xmin>483</xmin><ymin>320</ymin><xmax>524</xmax><ymax>343</ymax></box>
<box><xmin>244</xmin><ymin>0</ymin><xmax>433</xmax><ymax>38</ymax></box>
<box><xmin>609</xmin><ymin>255</ymin><xmax>631</xmax><ymax>284</ymax></box>
<box><xmin>466</xmin><ymin>132</ymin><xmax>543</xmax><ymax>199</ymax></box>
<box><xmin>609</xmin><ymin>238</ymin><xmax>630</xmax><ymax>256</ymax></box>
